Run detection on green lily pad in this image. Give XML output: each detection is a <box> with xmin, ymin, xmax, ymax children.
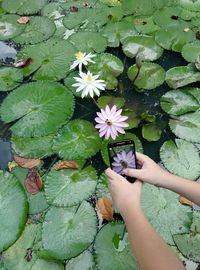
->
<box><xmin>2</xmin><ymin>0</ymin><xmax>48</xmax><ymax>15</ymax></box>
<box><xmin>94</xmin><ymin>222</ymin><xmax>137</xmax><ymax>269</ymax></box>
<box><xmin>11</xmin><ymin>135</ymin><xmax>54</xmax><ymax>159</ymax></box>
<box><xmin>0</xmin><ymin>171</ymin><xmax>28</xmax><ymax>252</ymax></box>
<box><xmin>17</xmin><ymin>39</ymin><xmax>76</xmax><ymax>80</ymax></box>
<box><xmin>182</xmin><ymin>41</ymin><xmax>200</xmax><ymax>62</ymax></box>
<box><xmin>179</xmin><ymin>0</ymin><xmax>200</xmax><ymax>11</ymax></box>
<box><xmin>0</xmin><ymin>67</ymin><xmax>23</xmax><ymax>92</ymax></box>
<box><xmin>141</xmin><ymin>112</ymin><xmax>156</xmax><ymax>122</ymax></box>
<box><xmin>0</xmin><ymin>81</ymin><xmax>75</xmax><ymax>138</ymax></box>
<box><xmin>166</xmin><ymin>66</ymin><xmax>200</xmax><ymax>89</ymax></box>
<box><xmin>96</xmin><ymin>173</ymin><xmax>111</xmax><ymax>199</ymax></box>
<box><xmin>122</xmin><ymin>35</ymin><xmax>163</xmax><ymax>61</ymax></box>
<box><xmin>97</xmin><ymin>96</ymin><xmax>125</xmax><ymax>109</ymax></box>
<box><xmin>52</xmin><ymin>120</ymin><xmax>101</xmax><ymax>160</ymax></box>
<box><xmin>160</xmin><ymin>89</ymin><xmax>200</xmax><ymax>116</ymax></box>
<box><xmin>101</xmin><ymin>132</ymin><xmax>143</xmax><ymax>166</ymax></box>
<box><xmin>65</xmin><ymin>250</ymin><xmax>95</xmax><ymax>270</ymax></box>
<box><xmin>121</xmin><ymin>0</ymin><xmax>155</xmax><ymax>16</ymax></box>
<box><xmin>69</xmin><ymin>31</ymin><xmax>107</xmax><ymax>53</ymax></box>
<box><xmin>64</xmin><ymin>70</ymin><xmax>83</xmax><ymax>98</ymax></box>
<box><xmin>100</xmin><ymin>0</ymin><xmax>121</xmax><ymax>6</ymax></box>
<box><xmin>123</xmin><ymin>110</ymin><xmax>141</xmax><ymax>129</ymax></box>
<box><xmin>89</xmin><ymin>53</ymin><xmax>124</xmax><ymax>90</ymax></box>
<box><xmin>42</xmin><ymin>201</ymin><xmax>97</xmax><ymax>260</ymax></box>
<box><xmin>141</xmin><ymin>183</ymin><xmax>192</xmax><ymax>245</ymax></box>
<box><xmin>45</xmin><ymin>166</ymin><xmax>97</xmax><ymax>207</ymax></box>
<box><xmin>142</xmin><ymin>123</ymin><xmax>162</xmax><ymax>141</ymax></box>
<box><xmin>0</xmin><ymin>14</ymin><xmax>25</xmax><ymax>40</ymax></box>
<box><xmin>41</xmin><ymin>2</ymin><xmax>66</xmax><ymax>20</ymax></box>
<box><xmin>134</xmin><ymin>16</ymin><xmax>160</xmax><ymax>34</ymax></box>
<box><xmin>169</xmin><ymin>110</ymin><xmax>200</xmax><ymax>143</ymax></box>
<box><xmin>128</xmin><ymin>62</ymin><xmax>165</xmax><ymax>91</ymax></box>
<box><xmin>13</xmin><ymin>16</ymin><xmax>56</xmax><ymax>45</ymax></box>
<box><xmin>160</xmin><ymin>139</ymin><xmax>200</xmax><ymax>180</ymax></box>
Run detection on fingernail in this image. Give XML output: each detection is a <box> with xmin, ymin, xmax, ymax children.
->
<box><xmin>123</xmin><ymin>169</ymin><xmax>128</xmax><ymax>174</ymax></box>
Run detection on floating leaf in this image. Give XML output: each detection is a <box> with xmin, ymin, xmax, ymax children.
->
<box><xmin>13</xmin><ymin>16</ymin><xmax>56</xmax><ymax>45</ymax></box>
<box><xmin>54</xmin><ymin>160</ymin><xmax>79</xmax><ymax>170</ymax></box>
<box><xmin>123</xmin><ymin>110</ymin><xmax>141</xmax><ymax>129</ymax></box>
<box><xmin>0</xmin><ymin>171</ymin><xmax>28</xmax><ymax>252</ymax></box>
<box><xmin>121</xmin><ymin>0</ymin><xmax>155</xmax><ymax>16</ymax></box>
<box><xmin>122</xmin><ymin>35</ymin><xmax>163</xmax><ymax>61</ymax></box>
<box><xmin>97</xmin><ymin>96</ymin><xmax>125</xmax><ymax>109</ymax></box>
<box><xmin>45</xmin><ymin>166</ymin><xmax>97</xmax><ymax>207</ymax></box>
<box><xmin>17</xmin><ymin>16</ymin><xmax>30</xmax><ymax>24</ymax></box>
<box><xmin>134</xmin><ymin>16</ymin><xmax>160</xmax><ymax>34</ymax></box>
<box><xmin>96</xmin><ymin>173</ymin><xmax>111</xmax><ymax>199</ymax></box>
<box><xmin>25</xmin><ymin>168</ymin><xmax>43</xmax><ymax>195</ymax></box>
<box><xmin>128</xmin><ymin>62</ymin><xmax>165</xmax><ymax>91</ymax></box>
<box><xmin>42</xmin><ymin>201</ymin><xmax>97</xmax><ymax>260</ymax></box>
<box><xmin>65</xmin><ymin>250</ymin><xmax>95</xmax><ymax>270</ymax></box>
<box><xmin>169</xmin><ymin>110</ymin><xmax>200</xmax><ymax>143</ymax></box>
<box><xmin>179</xmin><ymin>0</ymin><xmax>200</xmax><ymax>11</ymax></box>
<box><xmin>69</xmin><ymin>31</ymin><xmax>107</xmax><ymax>53</ymax></box>
<box><xmin>141</xmin><ymin>183</ymin><xmax>192</xmax><ymax>245</ymax></box>
<box><xmin>0</xmin><ymin>14</ymin><xmax>25</xmax><ymax>40</ymax></box>
<box><xmin>160</xmin><ymin>139</ymin><xmax>200</xmax><ymax>180</ymax></box>
<box><xmin>52</xmin><ymin>120</ymin><xmax>101</xmax><ymax>160</ymax></box>
<box><xmin>182</xmin><ymin>41</ymin><xmax>200</xmax><ymax>63</ymax></box>
<box><xmin>17</xmin><ymin>39</ymin><xmax>76</xmax><ymax>80</ymax></box>
<box><xmin>0</xmin><ymin>81</ymin><xmax>75</xmax><ymax>137</ymax></box>
<box><xmin>0</xmin><ymin>67</ymin><xmax>23</xmax><ymax>92</ymax></box>
<box><xmin>166</xmin><ymin>66</ymin><xmax>200</xmax><ymax>89</ymax></box>
<box><xmin>14</xmin><ymin>155</ymin><xmax>40</xmax><ymax>169</ymax></box>
<box><xmin>142</xmin><ymin>123</ymin><xmax>162</xmax><ymax>141</ymax></box>
<box><xmin>96</xmin><ymin>197</ymin><xmax>113</xmax><ymax>221</ymax></box>
<box><xmin>94</xmin><ymin>222</ymin><xmax>137</xmax><ymax>269</ymax></box>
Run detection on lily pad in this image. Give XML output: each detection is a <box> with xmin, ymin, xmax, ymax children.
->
<box><xmin>141</xmin><ymin>183</ymin><xmax>192</xmax><ymax>245</ymax></box>
<box><xmin>122</xmin><ymin>35</ymin><xmax>163</xmax><ymax>61</ymax></box>
<box><xmin>94</xmin><ymin>222</ymin><xmax>137</xmax><ymax>269</ymax></box>
<box><xmin>0</xmin><ymin>171</ymin><xmax>28</xmax><ymax>252</ymax></box>
<box><xmin>134</xmin><ymin>16</ymin><xmax>160</xmax><ymax>34</ymax></box>
<box><xmin>17</xmin><ymin>39</ymin><xmax>76</xmax><ymax>80</ymax></box>
<box><xmin>2</xmin><ymin>0</ymin><xmax>48</xmax><ymax>15</ymax></box>
<box><xmin>142</xmin><ymin>123</ymin><xmax>162</xmax><ymax>141</ymax></box>
<box><xmin>42</xmin><ymin>201</ymin><xmax>97</xmax><ymax>260</ymax></box>
<box><xmin>89</xmin><ymin>53</ymin><xmax>124</xmax><ymax>89</ymax></box>
<box><xmin>69</xmin><ymin>31</ymin><xmax>107</xmax><ymax>53</ymax></box>
<box><xmin>179</xmin><ymin>0</ymin><xmax>200</xmax><ymax>11</ymax></box>
<box><xmin>182</xmin><ymin>41</ymin><xmax>200</xmax><ymax>62</ymax></box>
<box><xmin>13</xmin><ymin>16</ymin><xmax>56</xmax><ymax>45</ymax></box>
<box><xmin>121</xmin><ymin>0</ymin><xmax>155</xmax><ymax>16</ymax></box>
<box><xmin>97</xmin><ymin>96</ymin><xmax>125</xmax><ymax>109</ymax></box>
<box><xmin>166</xmin><ymin>66</ymin><xmax>200</xmax><ymax>89</ymax></box>
<box><xmin>0</xmin><ymin>67</ymin><xmax>23</xmax><ymax>92</ymax></box>
<box><xmin>52</xmin><ymin>120</ymin><xmax>102</xmax><ymax>160</ymax></box>
<box><xmin>64</xmin><ymin>70</ymin><xmax>83</xmax><ymax>98</ymax></box>
<box><xmin>160</xmin><ymin>139</ymin><xmax>200</xmax><ymax>180</ymax></box>
<box><xmin>96</xmin><ymin>173</ymin><xmax>111</xmax><ymax>199</ymax></box>
<box><xmin>160</xmin><ymin>89</ymin><xmax>200</xmax><ymax>116</ymax></box>
<box><xmin>128</xmin><ymin>62</ymin><xmax>165</xmax><ymax>91</ymax></box>
<box><xmin>65</xmin><ymin>250</ymin><xmax>95</xmax><ymax>270</ymax></box>
<box><xmin>123</xmin><ymin>110</ymin><xmax>141</xmax><ymax>129</ymax></box>
<box><xmin>169</xmin><ymin>110</ymin><xmax>200</xmax><ymax>143</ymax></box>
<box><xmin>0</xmin><ymin>15</ymin><xmax>25</xmax><ymax>40</ymax></box>
<box><xmin>0</xmin><ymin>81</ymin><xmax>75</xmax><ymax>137</ymax></box>
<box><xmin>45</xmin><ymin>166</ymin><xmax>97</xmax><ymax>207</ymax></box>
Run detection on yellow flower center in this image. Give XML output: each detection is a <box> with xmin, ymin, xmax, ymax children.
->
<box><xmin>87</xmin><ymin>74</ymin><xmax>93</xmax><ymax>81</ymax></box>
<box><xmin>75</xmin><ymin>51</ymin><xmax>84</xmax><ymax>60</ymax></box>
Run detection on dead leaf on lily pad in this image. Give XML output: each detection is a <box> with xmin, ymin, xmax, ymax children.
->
<box><xmin>17</xmin><ymin>16</ymin><xmax>30</xmax><ymax>24</ymax></box>
<box><xmin>96</xmin><ymin>197</ymin><xmax>113</xmax><ymax>221</ymax></box>
<box><xmin>25</xmin><ymin>168</ymin><xmax>43</xmax><ymax>195</ymax></box>
<box><xmin>179</xmin><ymin>195</ymin><xmax>192</xmax><ymax>206</ymax></box>
<box><xmin>14</xmin><ymin>58</ymin><xmax>33</xmax><ymax>68</ymax></box>
<box><xmin>14</xmin><ymin>155</ymin><xmax>40</xmax><ymax>169</ymax></box>
<box><xmin>54</xmin><ymin>160</ymin><xmax>79</xmax><ymax>170</ymax></box>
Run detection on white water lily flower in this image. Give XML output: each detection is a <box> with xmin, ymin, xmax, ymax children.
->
<box><xmin>70</xmin><ymin>51</ymin><xmax>96</xmax><ymax>72</ymax></box>
<box><xmin>72</xmin><ymin>71</ymin><xmax>106</xmax><ymax>98</ymax></box>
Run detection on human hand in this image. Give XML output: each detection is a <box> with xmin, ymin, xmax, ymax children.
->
<box><xmin>105</xmin><ymin>168</ymin><xmax>142</xmax><ymax>217</ymax></box>
<box><xmin>123</xmin><ymin>152</ymin><xmax>171</xmax><ymax>187</ymax></box>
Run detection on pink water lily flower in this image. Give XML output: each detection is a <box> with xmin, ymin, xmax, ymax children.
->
<box><xmin>95</xmin><ymin>105</ymin><xmax>129</xmax><ymax>140</ymax></box>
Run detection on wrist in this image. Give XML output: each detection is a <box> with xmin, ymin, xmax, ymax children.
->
<box><xmin>120</xmin><ymin>203</ymin><xmax>142</xmax><ymax>221</ymax></box>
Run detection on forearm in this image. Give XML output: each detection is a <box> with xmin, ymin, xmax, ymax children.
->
<box><xmin>122</xmin><ymin>207</ymin><xmax>184</xmax><ymax>270</ymax></box>
<box><xmin>160</xmin><ymin>173</ymin><xmax>200</xmax><ymax>206</ymax></box>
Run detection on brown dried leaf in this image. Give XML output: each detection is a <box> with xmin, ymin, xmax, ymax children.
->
<box><xmin>179</xmin><ymin>195</ymin><xmax>192</xmax><ymax>206</ymax></box>
<box><xmin>54</xmin><ymin>160</ymin><xmax>79</xmax><ymax>170</ymax></box>
<box><xmin>17</xmin><ymin>16</ymin><xmax>30</xmax><ymax>24</ymax></box>
<box><xmin>14</xmin><ymin>58</ymin><xmax>33</xmax><ymax>68</ymax></box>
<box><xmin>96</xmin><ymin>197</ymin><xmax>113</xmax><ymax>221</ymax></box>
<box><xmin>14</xmin><ymin>155</ymin><xmax>40</xmax><ymax>169</ymax></box>
<box><xmin>25</xmin><ymin>168</ymin><xmax>43</xmax><ymax>195</ymax></box>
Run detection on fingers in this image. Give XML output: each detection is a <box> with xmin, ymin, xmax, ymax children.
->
<box><xmin>123</xmin><ymin>168</ymin><xmax>143</xmax><ymax>180</ymax></box>
<box><xmin>105</xmin><ymin>168</ymin><xmax>122</xmax><ymax>181</ymax></box>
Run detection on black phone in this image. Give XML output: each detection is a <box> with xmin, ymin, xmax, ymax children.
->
<box><xmin>107</xmin><ymin>139</ymin><xmax>136</xmax><ymax>183</ymax></box>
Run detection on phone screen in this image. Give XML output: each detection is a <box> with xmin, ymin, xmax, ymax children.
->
<box><xmin>107</xmin><ymin>140</ymin><xmax>136</xmax><ymax>183</ymax></box>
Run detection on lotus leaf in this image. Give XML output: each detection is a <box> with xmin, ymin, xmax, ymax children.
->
<box><xmin>0</xmin><ymin>15</ymin><xmax>25</xmax><ymax>40</ymax></box>
<box><xmin>65</xmin><ymin>250</ymin><xmax>95</xmax><ymax>270</ymax></box>
<box><xmin>94</xmin><ymin>222</ymin><xmax>137</xmax><ymax>269</ymax></box>
<box><xmin>96</xmin><ymin>173</ymin><xmax>111</xmax><ymax>199</ymax></box>
<box><xmin>182</xmin><ymin>41</ymin><xmax>200</xmax><ymax>62</ymax></box>
<box><xmin>160</xmin><ymin>139</ymin><xmax>200</xmax><ymax>180</ymax></box>
<box><xmin>100</xmin><ymin>0</ymin><xmax>121</xmax><ymax>6</ymax></box>
<box><xmin>61</xmin><ymin>0</ymin><xmax>105</xmax><ymax>10</ymax></box>
<box><xmin>13</xmin><ymin>16</ymin><xmax>56</xmax><ymax>45</ymax></box>
<box><xmin>122</xmin><ymin>35</ymin><xmax>163</xmax><ymax>61</ymax></box>
<box><xmin>42</xmin><ymin>201</ymin><xmax>97</xmax><ymax>260</ymax></box>
<box><xmin>128</xmin><ymin>62</ymin><xmax>165</xmax><ymax>91</ymax></box>
<box><xmin>178</xmin><ymin>0</ymin><xmax>200</xmax><ymax>11</ymax></box>
<box><xmin>52</xmin><ymin>120</ymin><xmax>101</xmax><ymax>160</ymax></box>
<box><xmin>2</xmin><ymin>0</ymin><xmax>48</xmax><ymax>15</ymax></box>
<box><xmin>45</xmin><ymin>166</ymin><xmax>97</xmax><ymax>207</ymax></box>
<box><xmin>134</xmin><ymin>16</ymin><xmax>160</xmax><ymax>34</ymax></box>
<box><xmin>106</xmin><ymin>6</ymin><xmax>124</xmax><ymax>22</ymax></box>
<box><xmin>0</xmin><ymin>81</ymin><xmax>75</xmax><ymax>137</ymax></box>
<box><xmin>123</xmin><ymin>110</ymin><xmax>141</xmax><ymax>129</ymax></box>
<box><xmin>0</xmin><ymin>67</ymin><xmax>23</xmax><ymax>91</ymax></box>
<box><xmin>41</xmin><ymin>2</ymin><xmax>65</xmax><ymax>20</ymax></box>
<box><xmin>98</xmin><ymin>96</ymin><xmax>125</xmax><ymax>109</ymax></box>
<box><xmin>121</xmin><ymin>0</ymin><xmax>155</xmax><ymax>16</ymax></box>
<box><xmin>142</xmin><ymin>123</ymin><xmax>162</xmax><ymax>141</ymax></box>
<box><xmin>141</xmin><ymin>183</ymin><xmax>192</xmax><ymax>245</ymax></box>
<box><xmin>17</xmin><ymin>39</ymin><xmax>76</xmax><ymax>80</ymax></box>
<box><xmin>166</xmin><ymin>66</ymin><xmax>200</xmax><ymax>89</ymax></box>
<box><xmin>0</xmin><ymin>171</ymin><xmax>28</xmax><ymax>252</ymax></box>
<box><xmin>69</xmin><ymin>31</ymin><xmax>107</xmax><ymax>53</ymax></box>
<box><xmin>169</xmin><ymin>110</ymin><xmax>200</xmax><ymax>143</ymax></box>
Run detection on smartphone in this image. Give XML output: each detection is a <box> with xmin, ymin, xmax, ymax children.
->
<box><xmin>107</xmin><ymin>139</ymin><xmax>136</xmax><ymax>183</ymax></box>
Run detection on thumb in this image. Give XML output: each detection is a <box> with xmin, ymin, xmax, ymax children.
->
<box><xmin>123</xmin><ymin>168</ymin><xmax>143</xmax><ymax>180</ymax></box>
